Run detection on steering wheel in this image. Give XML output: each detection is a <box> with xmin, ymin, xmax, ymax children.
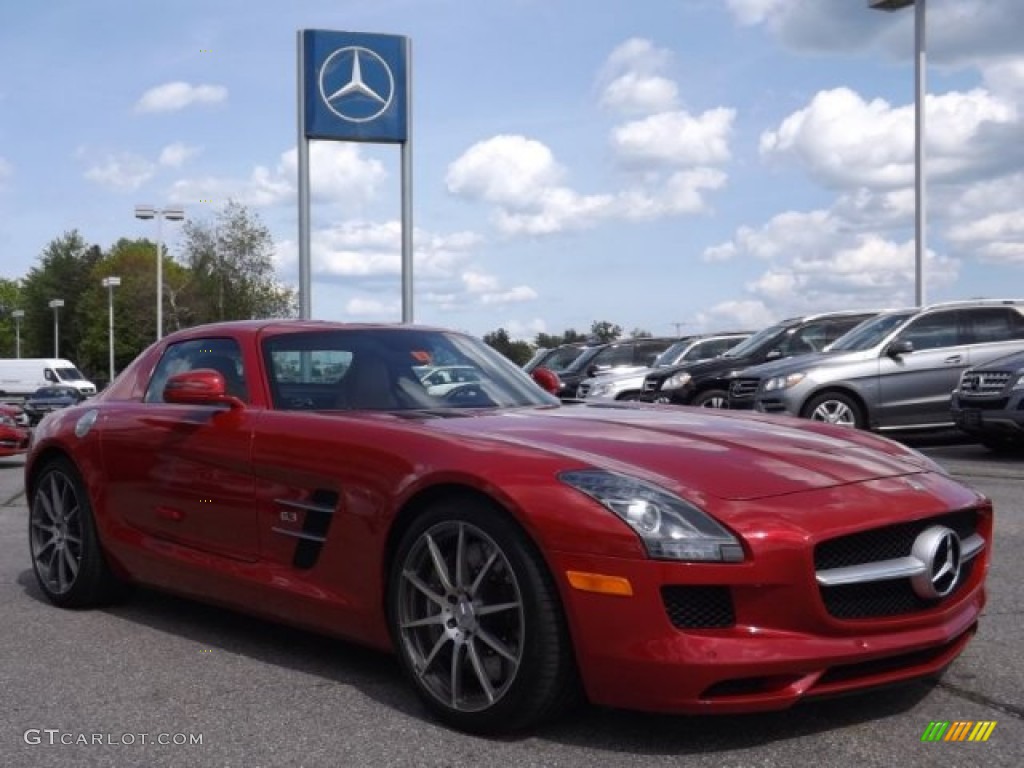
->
<box><xmin>442</xmin><ymin>383</ymin><xmax>490</xmax><ymax>404</ymax></box>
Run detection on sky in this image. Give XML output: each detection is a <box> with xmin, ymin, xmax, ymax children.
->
<box><xmin>2</xmin><ymin>0</ymin><xmax>1023</xmax><ymax>341</ymax></box>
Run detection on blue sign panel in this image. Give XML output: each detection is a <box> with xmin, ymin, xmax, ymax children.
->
<box><xmin>302</xmin><ymin>29</ymin><xmax>408</xmax><ymax>143</ymax></box>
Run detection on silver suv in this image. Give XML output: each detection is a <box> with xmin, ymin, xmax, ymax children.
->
<box><xmin>578</xmin><ymin>333</ymin><xmax>751</xmax><ymax>401</ymax></box>
<box><xmin>737</xmin><ymin>300</ymin><xmax>1024</xmax><ymax>431</ymax></box>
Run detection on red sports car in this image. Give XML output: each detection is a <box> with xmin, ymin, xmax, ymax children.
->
<box><xmin>26</xmin><ymin>320</ymin><xmax>991</xmax><ymax>733</ymax></box>
<box><xmin>1</xmin><ymin>403</ymin><xmax>30</xmax><ymax>457</ymax></box>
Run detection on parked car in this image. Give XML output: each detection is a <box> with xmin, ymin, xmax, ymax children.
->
<box><xmin>641</xmin><ymin>310</ymin><xmax>879</xmax><ymax>408</ymax></box>
<box><xmin>23</xmin><ymin>385</ymin><xmax>87</xmax><ymax>426</ymax></box>
<box><xmin>0</xmin><ymin>357</ymin><xmax>96</xmax><ymax>398</ymax></box>
<box><xmin>578</xmin><ymin>332</ymin><xmax>751</xmax><ymax>401</ymax></box>
<box><xmin>0</xmin><ymin>404</ymin><xmax>30</xmax><ymax>457</ymax></box>
<box><xmin>556</xmin><ymin>336</ymin><xmax>681</xmax><ymax>398</ymax></box>
<box><xmin>522</xmin><ymin>342</ymin><xmax>593</xmax><ymax>374</ymax></box>
<box><xmin>951</xmin><ymin>347</ymin><xmax>1024</xmax><ymax>452</ymax></box>
<box><xmin>419</xmin><ymin>365</ymin><xmax>482</xmax><ymax>396</ymax></box>
<box><xmin>25</xmin><ymin>319</ymin><xmax>992</xmax><ymax>733</ymax></box>
<box><xmin>740</xmin><ymin>300</ymin><xmax>1024</xmax><ymax>431</ymax></box>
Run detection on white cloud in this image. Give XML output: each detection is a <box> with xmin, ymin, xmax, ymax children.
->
<box><xmin>704</xmin><ymin>207</ymin><xmax>960</xmax><ymax>315</ymax></box>
<box><xmin>696</xmin><ymin>300</ymin><xmax>777</xmax><ymax>331</ymax></box>
<box><xmin>82</xmin><ymin>152</ymin><xmax>154</xmax><ymax>190</ymax></box>
<box><xmin>344</xmin><ymin>297</ymin><xmax>401</xmax><ymax>318</ymax></box>
<box><xmin>598</xmin><ymin>38</ymin><xmax>679</xmax><ymax>115</ymax></box>
<box><xmin>479</xmin><ymin>285</ymin><xmax>538</xmax><ymax>305</ymax></box>
<box><xmin>612</xmin><ymin>108</ymin><xmax>734</xmax><ymax>168</ymax></box>
<box><xmin>447</xmin><ymin>131</ymin><xmax>729</xmax><ymax>236</ymax></box>
<box><xmin>168</xmin><ymin>142</ymin><xmax>385</xmax><ymax>208</ymax></box>
<box><xmin>446</xmin><ymin>135</ymin><xmax>564</xmax><ymax>208</ymax></box>
<box><xmin>505</xmin><ymin>318</ymin><xmax>547</xmax><ymax>341</ymax></box>
<box><xmin>726</xmin><ymin>0</ymin><xmax>1024</xmax><ymax>67</ymax></box>
<box><xmin>760</xmin><ymin>87</ymin><xmax>1020</xmax><ymax>189</ymax></box>
<box><xmin>135</xmin><ymin>82</ymin><xmax>228</xmax><ymax>113</ymax></box>
<box><xmin>159</xmin><ymin>142</ymin><xmax>201</xmax><ymax>168</ymax></box>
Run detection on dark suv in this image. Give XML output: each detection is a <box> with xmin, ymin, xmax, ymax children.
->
<box><xmin>556</xmin><ymin>337</ymin><xmax>680</xmax><ymax>398</ymax></box>
<box><xmin>641</xmin><ymin>310</ymin><xmax>878</xmax><ymax>407</ymax></box>
<box><xmin>952</xmin><ymin>348</ymin><xmax>1024</xmax><ymax>452</ymax></box>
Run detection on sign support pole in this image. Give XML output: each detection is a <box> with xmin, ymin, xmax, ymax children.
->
<box><xmin>401</xmin><ymin>37</ymin><xmax>413</xmax><ymax>323</ymax></box>
<box><xmin>297</xmin><ymin>30</ymin><xmax>312</xmax><ymax>320</ymax></box>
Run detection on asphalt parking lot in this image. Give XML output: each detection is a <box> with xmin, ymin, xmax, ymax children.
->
<box><xmin>1</xmin><ymin>438</ymin><xmax>1021</xmax><ymax>768</ymax></box>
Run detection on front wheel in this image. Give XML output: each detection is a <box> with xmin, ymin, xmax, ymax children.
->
<box><xmin>387</xmin><ymin>497</ymin><xmax>578</xmax><ymax>733</ymax></box>
<box><xmin>693</xmin><ymin>389</ymin><xmax>729</xmax><ymax>408</ymax></box>
<box><xmin>29</xmin><ymin>458</ymin><xmax>129</xmax><ymax>608</ymax></box>
<box><xmin>802</xmin><ymin>392</ymin><xmax>865</xmax><ymax>429</ymax></box>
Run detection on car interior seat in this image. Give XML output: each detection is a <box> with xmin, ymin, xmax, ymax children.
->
<box><xmin>335</xmin><ymin>354</ymin><xmax>399</xmax><ymax>410</ymax></box>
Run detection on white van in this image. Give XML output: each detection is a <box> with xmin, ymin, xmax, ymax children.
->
<box><xmin>0</xmin><ymin>359</ymin><xmax>97</xmax><ymax>398</ymax></box>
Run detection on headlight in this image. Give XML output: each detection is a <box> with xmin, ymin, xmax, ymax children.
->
<box><xmin>763</xmin><ymin>372</ymin><xmax>806</xmax><ymax>392</ymax></box>
<box><xmin>664</xmin><ymin>372</ymin><xmax>692</xmax><ymax>390</ymax></box>
<box><xmin>588</xmin><ymin>383</ymin><xmax>610</xmax><ymax>398</ymax></box>
<box><xmin>1013</xmin><ymin>374</ymin><xmax>1024</xmax><ymax>391</ymax></box>
<box><xmin>0</xmin><ymin>414</ymin><xmax>15</xmax><ymax>428</ymax></box>
<box><xmin>560</xmin><ymin>469</ymin><xmax>744</xmax><ymax>562</ymax></box>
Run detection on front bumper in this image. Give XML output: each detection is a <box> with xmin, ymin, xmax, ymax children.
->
<box><xmin>951</xmin><ymin>392</ymin><xmax>1024</xmax><ymax>437</ymax></box>
<box><xmin>0</xmin><ymin>427</ymin><xmax>30</xmax><ymax>456</ymax></box>
<box><xmin>549</xmin><ymin>476</ymin><xmax>990</xmax><ymax>714</ymax></box>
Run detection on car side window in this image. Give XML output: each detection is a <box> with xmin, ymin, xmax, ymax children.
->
<box><xmin>967</xmin><ymin>308</ymin><xmax>1024</xmax><ymax>343</ymax></box>
<box><xmin>897</xmin><ymin>311</ymin><xmax>961</xmax><ymax>351</ymax></box>
<box><xmin>144</xmin><ymin>338</ymin><xmax>248</xmax><ymax>403</ymax></box>
<box><xmin>593</xmin><ymin>344</ymin><xmax>633</xmax><ymax>369</ymax></box>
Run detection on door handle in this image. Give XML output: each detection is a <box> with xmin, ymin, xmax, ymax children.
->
<box><xmin>944</xmin><ymin>355</ymin><xmax>962</xmax><ymax>364</ymax></box>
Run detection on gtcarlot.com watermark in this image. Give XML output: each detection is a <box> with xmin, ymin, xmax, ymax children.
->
<box><xmin>24</xmin><ymin>729</ymin><xmax>203</xmax><ymax>747</ymax></box>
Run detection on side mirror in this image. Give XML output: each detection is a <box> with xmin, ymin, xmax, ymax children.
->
<box><xmin>164</xmin><ymin>370</ymin><xmax>244</xmax><ymax>409</ymax></box>
<box><xmin>887</xmin><ymin>339</ymin><xmax>914</xmax><ymax>357</ymax></box>
<box><xmin>531</xmin><ymin>367</ymin><xmax>561</xmax><ymax>396</ymax></box>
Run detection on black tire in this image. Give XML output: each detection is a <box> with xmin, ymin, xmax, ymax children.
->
<box><xmin>801</xmin><ymin>391</ymin><xmax>865</xmax><ymax>429</ymax></box>
<box><xmin>693</xmin><ymin>389</ymin><xmax>729</xmax><ymax>408</ymax></box>
<box><xmin>980</xmin><ymin>435</ymin><xmax>1024</xmax><ymax>454</ymax></box>
<box><xmin>387</xmin><ymin>496</ymin><xmax>578</xmax><ymax>733</ymax></box>
<box><xmin>29</xmin><ymin>457</ymin><xmax>129</xmax><ymax>608</ymax></box>
<box><xmin>616</xmin><ymin>391</ymin><xmax>642</xmax><ymax>402</ymax></box>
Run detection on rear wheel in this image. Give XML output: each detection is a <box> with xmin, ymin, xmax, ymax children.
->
<box><xmin>693</xmin><ymin>389</ymin><xmax>729</xmax><ymax>408</ymax></box>
<box><xmin>388</xmin><ymin>496</ymin><xmax>578</xmax><ymax>733</ymax></box>
<box><xmin>29</xmin><ymin>458</ymin><xmax>129</xmax><ymax>608</ymax></box>
<box><xmin>802</xmin><ymin>392</ymin><xmax>865</xmax><ymax>429</ymax></box>
<box><xmin>616</xmin><ymin>391</ymin><xmax>642</xmax><ymax>402</ymax></box>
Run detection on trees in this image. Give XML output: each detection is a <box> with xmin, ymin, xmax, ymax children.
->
<box><xmin>178</xmin><ymin>201</ymin><xmax>297</xmax><ymax>325</ymax></box>
<box><xmin>483</xmin><ymin>328</ymin><xmax>533</xmax><ymax>366</ymax></box>
<box><xmin>20</xmin><ymin>231</ymin><xmax>102</xmax><ymax>361</ymax></box>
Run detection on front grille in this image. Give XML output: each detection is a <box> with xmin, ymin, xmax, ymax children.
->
<box><xmin>729</xmin><ymin>377</ymin><xmax>760</xmax><ymax>400</ymax></box>
<box><xmin>822</xmin><ymin>560</ymin><xmax>976</xmax><ymax>619</ymax></box>
<box><xmin>815</xmin><ymin>510</ymin><xmax>979</xmax><ymax>620</ymax></box>
<box><xmin>576</xmin><ymin>382</ymin><xmax>591</xmax><ymax>397</ymax></box>
<box><xmin>959</xmin><ymin>371</ymin><xmax>1012</xmax><ymax>397</ymax></box>
<box><xmin>661</xmin><ymin>586</ymin><xmax>735</xmax><ymax>629</ymax></box>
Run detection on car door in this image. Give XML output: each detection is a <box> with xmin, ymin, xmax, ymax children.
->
<box><xmin>877</xmin><ymin>310</ymin><xmax>968</xmax><ymax>427</ymax></box>
<box><xmin>100</xmin><ymin>337</ymin><xmax>260</xmax><ymax>561</ymax></box>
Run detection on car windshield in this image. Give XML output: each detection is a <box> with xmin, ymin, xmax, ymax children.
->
<box><xmin>54</xmin><ymin>366</ymin><xmax>86</xmax><ymax>381</ymax></box>
<box><xmin>33</xmin><ymin>387</ymin><xmax>69</xmax><ymax>398</ymax></box>
<box><xmin>721</xmin><ymin>323</ymin><xmax>789</xmax><ymax>357</ymax></box>
<box><xmin>652</xmin><ymin>339</ymin><xmax>695</xmax><ymax>367</ymax></box>
<box><xmin>541</xmin><ymin>345</ymin><xmax>587</xmax><ymax>373</ymax></box>
<box><xmin>828</xmin><ymin>311</ymin><xmax>916</xmax><ymax>352</ymax></box>
<box><xmin>263</xmin><ymin>329</ymin><xmax>559</xmax><ymax>411</ymax></box>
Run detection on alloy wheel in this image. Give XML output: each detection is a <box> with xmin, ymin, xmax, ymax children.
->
<box><xmin>395</xmin><ymin>521</ymin><xmax>525</xmax><ymax>713</ymax></box>
<box><xmin>30</xmin><ymin>470</ymin><xmax>83</xmax><ymax>595</ymax></box>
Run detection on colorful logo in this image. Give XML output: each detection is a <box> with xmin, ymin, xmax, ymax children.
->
<box><xmin>921</xmin><ymin>721</ymin><xmax>997</xmax><ymax>742</ymax></box>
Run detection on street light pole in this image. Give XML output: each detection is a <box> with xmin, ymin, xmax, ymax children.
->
<box><xmin>869</xmin><ymin>0</ymin><xmax>926</xmax><ymax>307</ymax></box>
<box><xmin>48</xmin><ymin>299</ymin><xmax>64</xmax><ymax>358</ymax></box>
<box><xmin>11</xmin><ymin>309</ymin><xmax>24</xmax><ymax>358</ymax></box>
<box><xmin>134</xmin><ymin>204</ymin><xmax>185</xmax><ymax>340</ymax></box>
<box><xmin>101</xmin><ymin>276</ymin><xmax>121</xmax><ymax>384</ymax></box>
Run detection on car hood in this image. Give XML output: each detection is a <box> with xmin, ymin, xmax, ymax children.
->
<box><xmin>731</xmin><ymin>352</ymin><xmax>833</xmax><ymax>380</ymax></box>
<box><xmin>422</xmin><ymin>404</ymin><xmax>936</xmax><ymax>501</ymax></box>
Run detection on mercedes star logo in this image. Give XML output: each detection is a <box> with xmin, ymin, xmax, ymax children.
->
<box><xmin>910</xmin><ymin>526</ymin><xmax>962</xmax><ymax>600</ymax></box>
<box><xmin>318</xmin><ymin>46</ymin><xmax>395</xmax><ymax>124</ymax></box>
